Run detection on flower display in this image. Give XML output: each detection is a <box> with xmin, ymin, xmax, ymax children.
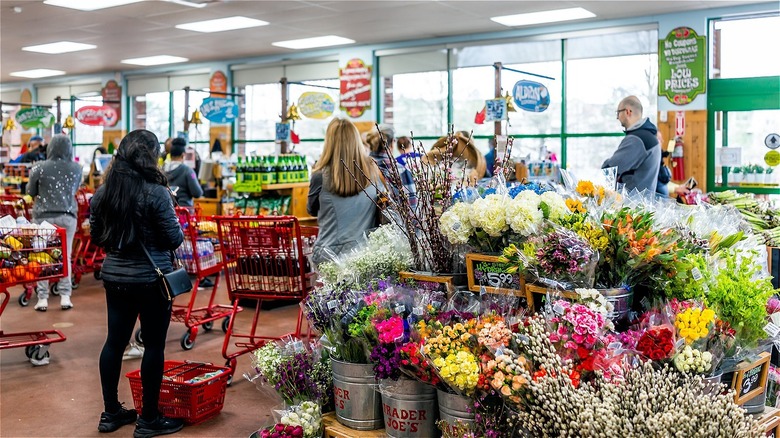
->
<box><xmin>259</xmin><ymin>424</ymin><xmax>304</xmax><ymax>438</ymax></box>
<box><xmin>249</xmin><ymin>340</ymin><xmax>332</xmax><ymax>406</ymax></box>
<box><xmin>399</xmin><ymin>341</ymin><xmax>441</xmax><ymax>386</ymax></box>
<box><xmin>535</xmin><ymin>229</ymin><xmax>596</xmax><ymax>288</ymax></box>
<box><xmin>539</xmin><ymin>191</ymin><xmax>571</xmax><ymax>222</ymax></box>
<box><xmin>376</xmin><ymin>315</ymin><xmax>405</xmax><ymax>344</ymax></box>
<box><xmin>565</xmin><ymin>198</ymin><xmax>586</xmax><ymax>214</ymax></box>
<box><xmin>369</xmin><ymin>343</ymin><xmax>402</xmax><ymax>380</ymax></box>
<box><xmin>673</xmin><ymin>345</ymin><xmax>713</xmax><ymax>374</ymax></box>
<box><xmin>422</xmin><ymin>322</ymin><xmax>471</xmax><ymax>358</ymax></box>
<box><xmin>439</xmin><ymin>201</ymin><xmax>473</xmax><ymax>245</ymax></box>
<box><xmin>675</xmin><ymin>306</ymin><xmax>715</xmax><ymax>344</ymax></box>
<box><xmin>471</xmin><ymin>315</ymin><xmax>512</xmax><ymax>349</ymax></box>
<box><xmin>635</xmin><ymin>327</ymin><xmax>675</xmax><ymax>361</ymax></box>
<box><xmin>469</xmin><ymin>194</ymin><xmax>509</xmax><ymax>237</ymax></box>
<box><xmin>487</xmin><ymin>349</ymin><xmax>529</xmax><ymax>403</ymax></box>
<box><xmin>432</xmin><ymin>350</ymin><xmax>480</xmax><ymax>394</ymax></box>
<box><xmin>279</xmin><ymin>402</ymin><xmax>322</xmax><ymax>438</ymax></box>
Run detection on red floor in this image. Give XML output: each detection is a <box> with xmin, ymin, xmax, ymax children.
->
<box><xmin>0</xmin><ymin>273</ymin><xmax>303</xmax><ymax>438</ymax></box>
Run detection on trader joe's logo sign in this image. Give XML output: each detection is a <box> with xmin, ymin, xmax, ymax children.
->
<box><xmin>659</xmin><ymin>27</ymin><xmax>706</xmax><ymax>105</ymax></box>
<box><xmin>339</xmin><ymin>58</ymin><xmax>371</xmax><ymax>118</ymax></box>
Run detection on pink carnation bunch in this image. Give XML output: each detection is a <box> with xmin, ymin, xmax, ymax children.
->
<box><xmin>376</xmin><ymin>315</ymin><xmax>405</xmax><ymax>344</ymax></box>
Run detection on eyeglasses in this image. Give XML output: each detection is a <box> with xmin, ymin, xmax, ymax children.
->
<box><xmin>615</xmin><ymin>108</ymin><xmax>627</xmax><ymax>117</ymax></box>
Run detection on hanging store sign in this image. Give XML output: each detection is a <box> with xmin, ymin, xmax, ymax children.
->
<box><xmin>199</xmin><ymin>97</ymin><xmax>237</xmax><ymax>124</ymax></box>
<box><xmin>512</xmin><ymin>80</ymin><xmax>550</xmax><ymax>113</ymax></box>
<box><xmin>75</xmin><ymin>105</ymin><xmax>119</xmax><ymax>126</ymax></box>
<box><xmin>298</xmin><ymin>92</ymin><xmax>335</xmax><ymax>119</ymax></box>
<box><xmin>659</xmin><ymin>27</ymin><xmax>706</xmax><ymax>106</ymax></box>
<box><xmin>210</xmin><ymin>71</ymin><xmax>228</xmax><ymax>97</ymax></box>
<box><xmin>101</xmin><ymin>80</ymin><xmax>121</xmax><ymax>126</ymax></box>
<box><xmin>339</xmin><ymin>58</ymin><xmax>371</xmax><ymax>118</ymax></box>
<box><xmin>485</xmin><ymin>98</ymin><xmax>507</xmax><ymax>121</ymax></box>
<box><xmin>15</xmin><ymin>107</ymin><xmax>55</xmax><ymax>129</ymax></box>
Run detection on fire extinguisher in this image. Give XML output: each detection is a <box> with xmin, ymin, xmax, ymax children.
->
<box><xmin>672</xmin><ymin>136</ymin><xmax>685</xmax><ymax>181</ymax></box>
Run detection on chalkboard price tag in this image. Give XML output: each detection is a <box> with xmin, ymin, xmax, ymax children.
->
<box><xmin>732</xmin><ymin>352</ymin><xmax>771</xmax><ymax>405</ymax></box>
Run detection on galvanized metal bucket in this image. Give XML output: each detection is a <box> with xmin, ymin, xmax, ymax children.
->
<box><xmin>331</xmin><ymin>358</ymin><xmax>383</xmax><ymax>430</ymax></box>
<box><xmin>599</xmin><ymin>287</ymin><xmax>633</xmax><ymax>322</ymax></box>
<box><xmin>380</xmin><ymin>377</ymin><xmax>438</xmax><ymax>438</ymax></box>
<box><xmin>437</xmin><ymin>389</ymin><xmax>474</xmax><ymax>433</ymax></box>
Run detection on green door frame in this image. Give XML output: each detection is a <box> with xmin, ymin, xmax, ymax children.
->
<box><xmin>707</xmin><ymin>76</ymin><xmax>780</xmax><ymax>194</ymax></box>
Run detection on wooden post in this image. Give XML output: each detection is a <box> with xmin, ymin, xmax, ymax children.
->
<box><xmin>183</xmin><ymin>86</ymin><xmax>191</xmax><ymax>133</ymax></box>
<box><xmin>280</xmin><ymin>77</ymin><xmax>289</xmax><ymax>154</ymax></box>
<box><xmin>493</xmin><ymin>62</ymin><xmax>502</xmax><ymax>139</ymax></box>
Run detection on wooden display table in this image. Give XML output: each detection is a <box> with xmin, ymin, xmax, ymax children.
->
<box><xmin>322</xmin><ymin>412</ymin><xmax>385</xmax><ymax>438</ymax></box>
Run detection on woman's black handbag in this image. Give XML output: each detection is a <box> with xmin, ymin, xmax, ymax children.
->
<box><xmin>140</xmin><ymin>243</ymin><xmax>192</xmax><ymax>301</ymax></box>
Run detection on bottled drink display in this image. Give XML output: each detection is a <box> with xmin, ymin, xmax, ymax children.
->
<box><xmin>233</xmin><ymin>154</ymin><xmax>309</xmax><ymax>192</ymax></box>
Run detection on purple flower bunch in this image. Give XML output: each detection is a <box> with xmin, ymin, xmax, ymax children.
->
<box><xmin>536</xmin><ymin>230</ymin><xmax>594</xmax><ymax>278</ymax></box>
<box><xmin>301</xmin><ymin>286</ymin><xmax>355</xmax><ymax>333</ymax></box>
<box><xmin>370</xmin><ymin>343</ymin><xmax>402</xmax><ymax>380</ymax></box>
<box><xmin>274</xmin><ymin>352</ymin><xmax>332</xmax><ymax>406</ymax></box>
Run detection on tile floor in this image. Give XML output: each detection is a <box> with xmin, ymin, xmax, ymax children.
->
<box><xmin>0</xmin><ymin>273</ymin><xmax>302</xmax><ymax>438</ymax></box>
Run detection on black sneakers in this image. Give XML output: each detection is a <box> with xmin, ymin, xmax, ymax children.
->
<box><xmin>198</xmin><ymin>277</ymin><xmax>214</xmax><ymax>289</ymax></box>
<box><xmin>98</xmin><ymin>405</ymin><xmax>137</xmax><ymax>433</ymax></box>
<box><xmin>133</xmin><ymin>415</ymin><xmax>184</xmax><ymax>438</ymax></box>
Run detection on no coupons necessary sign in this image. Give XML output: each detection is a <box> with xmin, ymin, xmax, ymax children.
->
<box><xmin>75</xmin><ymin>105</ymin><xmax>118</xmax><ymax>126</ymax></box>
<box><xmin>512</xmin><ymin>80</ymin><xmax>550</xmax><ymax>113</ymax></box>
<box><xmin>339</xmin><ymin>58</ymin><xmax>371</xmax><ymax>118</ymax></box>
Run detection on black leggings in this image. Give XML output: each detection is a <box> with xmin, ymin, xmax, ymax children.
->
<box><xmin>99</xmin><ymin>281</ymin><xmax>171</xmax><ymax>420</ymax></box>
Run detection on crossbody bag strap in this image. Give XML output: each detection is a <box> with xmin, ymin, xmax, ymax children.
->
<box><xmin>138</xmin><ymin>241</ymin><xmax>165</xmax><ymax>279</ymax></box>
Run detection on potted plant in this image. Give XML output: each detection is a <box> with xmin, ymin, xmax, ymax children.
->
<box><xmin>730</xmin><ymin>166</ymin><xmax>742</xmax><ymax>184</ymax></box>
<box><xmin>767</xmin><ymin>167</ymin><xmax>775</xmax><ymax>184</ymax></box>
<box><xmin>755</xmin><ymin>165</ymin><xmax>766</xmax><ymax>185</ymax></box>
<box><xmin>743</xmin><ymin>165</ymin><xmax>755</xmax><ymax>183</ymax></box>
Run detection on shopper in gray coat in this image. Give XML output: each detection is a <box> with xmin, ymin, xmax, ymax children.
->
<box><xmin>602</xmin><ymin>95</ymin><xmax>661</xmax><ymax>193</ymax></box>
<box><xmin>27</xmin><ymin>134</ymin><xmax>82</xmax><ymax>312</ymax></box>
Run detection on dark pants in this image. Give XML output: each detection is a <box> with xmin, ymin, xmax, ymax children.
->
<box><xmin>99</xmin><ymin>281</ymin><xmax>171</xmax><ymax>420</ymax></box>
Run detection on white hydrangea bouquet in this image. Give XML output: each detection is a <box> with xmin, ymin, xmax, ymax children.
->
<box><xmin>439</xmin><ymin>190</ymin><xmax>571</xmax><ymax>253</ymax></box>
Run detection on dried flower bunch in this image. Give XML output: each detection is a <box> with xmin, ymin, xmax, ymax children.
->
<box><xmin>513</xmin><ymin>318</ymin><xmax>759</xmax><ymax>438</ymax></box>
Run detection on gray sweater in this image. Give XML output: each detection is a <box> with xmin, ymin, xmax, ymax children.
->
<box><xmin>307</xmin><ymin>169</ymin><xmax>378</xmax><ymax>266</ymax></box>
<box><xmin>164</xmin><ymin>161</ymin><xmax>203</xmax><ymax>207</ymax></box>
<box><xmin>27</xmin><ymin>135</ymin><xmax>83</xmax><ymax>220</ymax></box>
<box><xmin>602</xmin><ymin>118</ymin><xmax>661</xmax><ymax>193</ymax></box>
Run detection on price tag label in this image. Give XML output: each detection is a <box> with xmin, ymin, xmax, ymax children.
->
<box><xmin>480</xmin><ymin>285</ymin><xmax>487</xmax><ymax>297</ymax></box>
<box><xmin>608</xmin><ymin>342</ymin><xmax>622</xmax><ymax>350</ymax></box>
<box><xmin>327</xmin><ymin>300</ymin><xmax>338</xmax><ymax>311</ymax></box>
<box><xmin>675</xmin><ymin>338</ymin><xmax>685</xmax><ymax>349</ymax></box>
<box><xmin>394</xmin><ymin>303</ymin><xmax>405</xmax><ymax>314</ymax></box>
<box><xmin>413</xmin><ymin>306</ymin><xmax>424</xmax><ymax>316</ymax></box>
<box><xmin>691</xmin><ymin>267</ymin><xmax>703</xmax><ymax>282</ymax></box>
<box><xmin>553</xmin><ymin>302</ymin><xmax>565</xmax><ymax>315</ymax></box>
<box><xmin>640</xmin><ymin>297</ymin><xmax>650</xmax><ymax>309</ymax></box>
<box><xmin>764</xmin><ymin>322</ymin><xmax>780</xmax><ymax>338</ymax></box>
<box><xmin>292</xmin><ymin>340</ymin><xmax>304</xmax><ymax>353</ymax></box>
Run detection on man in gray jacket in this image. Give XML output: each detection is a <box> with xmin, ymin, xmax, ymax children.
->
<box><xmin>163</xmin><ymin>138</ymin><xmax>203</xmax><ymax>209</ymax></box>
<box><xmin>27</xmin><ymin>134</ymin><xmax>83</xmax><ymax>311</ymax></box>
<box><xmin>602</xmin><ymin>96</ymin><xmax>661</xmax><ymax>192</ymax></box>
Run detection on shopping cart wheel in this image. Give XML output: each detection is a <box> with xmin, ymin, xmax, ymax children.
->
<box><xmin>50</xmin><ymin>283</ymin><xmax>60</xmax><ymax>296</ymax></box>
<box><xmin>225</xmin><ymin>359</ymin><xmax>237</xmax><ymax>386</ymax></box>
<box><xmin>180</xmin><ymin>331</ymin><xmax>194</xmax><ymax>350</ymax></box>
<box><xmin>134</xmin><ymin>328</ymin><xmax>143</xmax><ymax>346</ymax></box>
<box><xmin>202</xmin><ymin>321</ymin><xmax>214</xmax><ymax>332</ymax></box>
<box><xmin>71</xmin><ymin>274</ymin><xmax>80</xmax><ymax>290</ymax></box>
<box><xmin>94</xmin><ymin>269</ymin><xmax>102</xmax><ymax>280</ymax></box>
<box><xmin>25</xmin><ymin>345</ymin><xmax>36</xmax><ymax>358</ymax></box>
<box><xmin>18</xmin><ymin>292</ymin><xmax>30</xmax><ymax>307</ymax></box>
<box><xmin>221</xmin><ymin>316</ymin><xmax>231</xmax><ymax>333</ymax></box>
<box><xmin>27</xmin><ymin>345</ymin><xmax>49</xmax><ymax>361</ymax></box>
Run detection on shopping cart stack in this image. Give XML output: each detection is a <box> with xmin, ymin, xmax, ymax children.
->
<box><xmin>214</xmin><ymin>215</ymin><xmax>317</xmax><ymax>377</ymax></box>
<box><xmin>0</xmin><ymin>220</ymin><xmax>68</xmax><ymax>364</ymax></box>
<box><xmin>71</xmin><ymin>187</ymin><xmax>104</xmax><ymax>288</ymax></box>
<box><xmin>165</xmin><ymin>207</ymin><xmax>235</xmax><ymax>351</ymax></box>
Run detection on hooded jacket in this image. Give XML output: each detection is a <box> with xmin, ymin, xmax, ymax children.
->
<box><xmin>163</xmin><ymin>161</ymin><xmax>203</xmax><ymax>207</ymax></box>
<box><xmin>602</xmin><ymin>118</ymin><xmax>661</xmax><ymax>193</ymax></box>
<box><xmin>27</xmin><ymin>135</ymin><xmax>83</xmax><ymax>220</ymax></box>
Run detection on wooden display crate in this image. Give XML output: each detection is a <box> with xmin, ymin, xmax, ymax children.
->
<box><xmin>731</xmin><ymin>352</ymin><xmax>772</xmax><ymax>405</ymax></box>
<box><xmin>398</xmin><ymin>271</ymin><xmax>457</xmax><ymax>295</ymax></box>
<box><xmin>464</xmin><ymin>253</ymin><xmax>526</xmax><ymax>296</ymax></box>
<box><xmin>322</xmin><ymin>412</ymin><xmax>385</xmax><ymax>438</ymax></box>
<box><xmin>524</xmin><ymin>283</ymin><xmax>580</xmax><ymax>313</ymax></box>
<box><xmin>756</xmin><ymin>406</ymin><xmax>780</xmax><ymax>437</ymax></box>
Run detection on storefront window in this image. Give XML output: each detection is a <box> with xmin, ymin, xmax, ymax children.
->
<box><xmin>712</xmin><ymin>15</ymin><xmax>780</xmax><ymax>79</ymax></box>
<box><xmin>564</xmin><ymin>136</ymin><xmax>619</xmax><ymax>183</ymax></box>
<box><xmin>288</xmin><ymin>79</ymin><xmax>340</xmax><ymax>140</ymax></box>
<box><xmin>133</xmin><ymin>92</ymin><xmax>170</xmax><ymax>146</ymax></box>
<box><xmin>240</xmin><ymin>83</ymin><xmax>281</xmax><ymax>155</ymax></box>
<box><xmin>173</xmin><ymin>89</ymin><xmax>211</xmax><ymax>158</ymax></box>
<box><xmin>72</xmin><ymin>96</ymin><xmax>104</xmax><ymax>146</ymax></box>
<box><xmin>386</xmin><ymin>71</ymin><xmax>447</xmax><ymax>138</ymax></box>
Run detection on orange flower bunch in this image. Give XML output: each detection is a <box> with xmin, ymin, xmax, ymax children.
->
<box><xmin>576</xmin><ymin>180</ymin><xmax>607</xmax><ymax>205</ymax></box>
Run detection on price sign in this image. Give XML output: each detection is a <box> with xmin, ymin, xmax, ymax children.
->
<box><xmin>465</xmin><ymin>253</ymin><xmax>524</xmax><ymax>296</ymax></box>
<box><xmin>732</xmin><ymin>351</ymin><xmax>770</xmax><ymax>405</ymax></box>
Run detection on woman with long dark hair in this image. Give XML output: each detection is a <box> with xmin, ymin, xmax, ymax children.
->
<box><xmin>90</xmin><ymin>130</ymin><xmax>184</xmax><ymax>438</ymax></box>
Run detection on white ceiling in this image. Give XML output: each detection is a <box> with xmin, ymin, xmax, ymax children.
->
<box><xmin>0</xmin><ymin>0</ymin><xmax>771</xmax><ymax>85</ymax></box>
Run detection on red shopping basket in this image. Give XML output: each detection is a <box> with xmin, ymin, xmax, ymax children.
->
<box><xmin>126</xmin><ymin>360</ymin><xmax>230</xmax><ymax>425</ymax></box>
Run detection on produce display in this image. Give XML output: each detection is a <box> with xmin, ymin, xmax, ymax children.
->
<box><xmin>0</xmin><ymin>217</ymin><xmax>66</xmax><ymax>284</ymax></box>
<box><xmin>709</xmin><ymin>190</ymin><xmax>780</xmax><ymax>246</ymax></box>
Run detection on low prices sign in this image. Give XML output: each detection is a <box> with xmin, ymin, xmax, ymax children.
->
<box><xmin>75</xmin><ymin>105</ymin><xmax>118</xmax><ymax>126</ymax></box>
<box><xmin>339</xmin><ymin>58</ymin><xmax>371</xmax><ymax>118</ymax></box>
<box><xmin>659</xmin><ymin>27</ymin><xmax>706</xmax><ymax>105</ymax></box>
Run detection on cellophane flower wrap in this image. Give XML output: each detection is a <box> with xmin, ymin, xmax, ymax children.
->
<box><xmin>545</xmin><ymin>298</ymin><xmax>613</xmax><ymax>376</ymax></box>
<box><xmin>259</xmin><ymin>423</ymin><xmax>304</xmax><ymax>438</ymax></box>
<box><xmin>301</xmin><ymin>284</ymin><xmax>369</xmax><ymax>363</ymax></box>
<box><xmin>421</xmin><ymin>315</ymin><xmax>480</xmax><ymax>396</ymax></box>
<box><xmin>272</xmin><ymin>401</ymin><xmax>322</xmax><ymax>438</ymax></box>
<box><xmin>634</xmin><ymin>307</ymin><xmax>677</xmax><ymax>363</ymax></box>
<box><xmin>533</xmin><ymin>224</ymin><xmax>598</xmax><ymax>290</ymax></box>
<box><xmin>247</xmin><ymin>338</ymin><xmax>333</xmax><ymax>407</ymax></box>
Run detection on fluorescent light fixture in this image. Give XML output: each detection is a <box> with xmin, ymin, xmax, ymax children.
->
<box><xmin>22</xmin><ymin>41</ymin><xmax>96</xmax><ymax>54</ymax></box>
<box><xmin>10</xmin><ymin>69</ymin><xmax>66</xmax><ymax>78</ymax></box>
<box><xmin>272</xmin><ymin>35</ymin><xmax>355</xmax><ymax>50</ymax></box>
<box><xmin>176</xmin><ymin>16</ymin><xmax>268</xmax><ymax>33</ymax></box>
<box><xmin>120</xmin><ymin>55</ymin><xmax>188</xmax><ymax>66</ymax></box>
<box><xmin>491</xmin><ymin>7</ymin><xmax>596</xmax><ymax>27</ymax></box>
<box><xmin>43</xmin><ymin>0</ymin><xmax>143</xmax><ymax>11</ymax></box>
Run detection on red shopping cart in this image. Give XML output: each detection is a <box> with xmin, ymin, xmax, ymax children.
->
<box><xmin>138</xmin><ymin>207</ymin><xmax>235</xmax><ymax>350</ymax></box>
<box><xmin>214</xmin><ymin>215</ymin><xmax>317</xmax><ymax>379</ymax></box>
<box><xmin>0</xmin><ymin>194</ymin><xmax>33</xmax><ymax>221</ymax></box>
<box><xmin>70</xmin><ymin>187</ymin><xmax>104</xmax><ymax>288</ymax></box>
<box><xmin>0</xmin><ymin>224</ymin><xmax>68</xmax><ymax>363</ymax></box>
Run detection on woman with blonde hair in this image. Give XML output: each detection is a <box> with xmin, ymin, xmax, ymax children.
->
<box><xmin>307</xmin><ymin>118</ymin><xmax>382</xmax><ymax>266</ymax></box>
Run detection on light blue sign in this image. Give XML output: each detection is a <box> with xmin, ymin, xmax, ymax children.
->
<box><xmin>512</xmin><ymin>80</ymin><xmax>550</xmax><ymax>113</ymax></box>
<box><xmin>199</xmin><ymin>97</ymin><xmax>237</xmax><ymax>124</ymax></box>
<box><xmin>275</xmin><ymin>123</ymin><xmax>290</xmax><ymax>142</ymax></box>
<box><xmin>485</xmin><ymin>98</ymin><xmax>507</xmax><ymax>122</ymax></box>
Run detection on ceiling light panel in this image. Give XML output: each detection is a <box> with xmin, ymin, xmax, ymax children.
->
<box><xmin>491</xmin><ymin>7</ymin><xmax>596</xmax><ymax>27</ymax></box>
<box><xmin>22</xmin><ymin>41</ymin><xmax>97</xmax><ymax>54</ymax></box>
<box><xmin>176</xmin><ymin>16</ymin><xmax>269</xmax><ymax>33</ymax></box>
<box><xmin>43</xmin><ymin>0</ymin><xmax>143</xmax><ymax>11</ymax></box>
<box><xmin>271</xmin><ymin>35</ymin><xmax>355</xmax><ymax>50</ymax></box>
<box><xmin>10</xmin><ymin>69</ymin><xmax>66</xmax><ymax>78</ymax></box>
<box><xmin>120</xmin><ymin>55</ymin><xmax>188</xmax><ymax>66</ymax></box>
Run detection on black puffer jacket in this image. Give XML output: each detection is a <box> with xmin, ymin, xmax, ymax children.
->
<box><xmin>90</xmin><ymin>182</ymin><xmax>183</xmax><ymax>283</ymax></box>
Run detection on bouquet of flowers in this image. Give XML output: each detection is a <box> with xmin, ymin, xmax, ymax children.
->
<box><xmin>301</xmin><ymin>285</ymin><xmax>368</xmax><ymax>363</ymax></box>
<box><xmin>258</xmin><ymin>424</ymin><xmax>304</xmax><ymax>438</ymax></box>
<box><xmin>635</xmin><ymin>325</ymin><xmax>676</xmax><ymax>362</ymax></box>
<box><xmin>545</xmin><ymin>298</ymin><xmax>613</xmax><ymax>375</ymax></box>
<box><xmin>533</xmin><ymin>226</ymin><xmax>597</xmax><ymax>289</ymax></box>
<box><xmin>272</xmin><ymin>401</ymin><xmax>322</xmax><ymax>438</ymax></box>
<box><xmin>421</xmin><ymin>318</ymin><xmax>481</xmax><ymax>395</ymax></box>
